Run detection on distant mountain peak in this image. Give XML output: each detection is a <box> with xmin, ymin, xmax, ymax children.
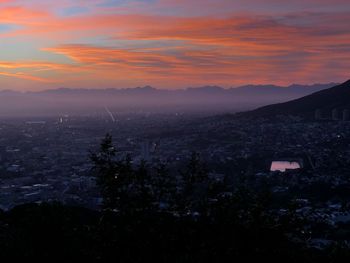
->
<box><xmin>186</xmin><ymin>86</ymin><xmax>224</xmax><ymax>92</ymax></box>
<box><xmin>134</xmin><ymin>85</ymin><xmax>155</xmax><ymax>90</ymax></box>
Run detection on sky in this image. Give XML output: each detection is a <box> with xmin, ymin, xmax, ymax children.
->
<box><xmin>0</xmin><ymin>0</ymin><xmax>350</xmax><ymax>90</ymax></box>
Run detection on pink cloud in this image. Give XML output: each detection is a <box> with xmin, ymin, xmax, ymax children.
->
<box><xmin>1</xmin><ymin>0</ymin><xmax>350</xmax><ymax>89</ymax></box>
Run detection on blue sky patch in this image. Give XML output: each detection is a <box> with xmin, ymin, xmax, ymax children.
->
<box><xmin>59</xmin><ymin>6</ymin><xmax>90</xmax><ymax>17</ymax></box>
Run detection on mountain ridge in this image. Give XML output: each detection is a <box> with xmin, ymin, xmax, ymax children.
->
<box><xmin>0</xmin><ymin>83</ymin><xmax>338</xmax><ymax>95</ymax></box>
<box><xmin>244</xmin><ymin>80</ymin><xmax>350</xmax><ymax>119</ymax></box>
<box><xmin>0</xmin><ymin>82</ymin><xmax>340</xmax><ymax>116</ymax></box>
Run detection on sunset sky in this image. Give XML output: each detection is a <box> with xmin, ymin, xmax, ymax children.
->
<box><xmin>1</xmin><ymin>0</ymin><xmax>350</xmax><ymax>90</ymax></box>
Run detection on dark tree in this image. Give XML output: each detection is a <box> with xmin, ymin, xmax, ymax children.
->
<box><xmin>180</xmin><ymin>152</ymin><xmax>210</xmax><ymax>214</ymax></box>
<box><xmin>90</xmin><ymin>135</ymin><xmax>160</xmax><ymax>213</ymax></box>
<box><xmin>90</xmin><ymin>134</ymin><xmax>133</xmax><ymax>211</ymax></box>
<box><xmin>131</xmin><ymin>160</ymin><xmax>154</xmax><ymax>212</ymax></box>
<box><xmin>152</xmin><ymin>161</ymin><xmax>177</xmax><ymax>210</ymax></box>
<box><xmin>183</xmin><ymin>152</ymin><xmax>208</xmax><ymax>185</ymax></box>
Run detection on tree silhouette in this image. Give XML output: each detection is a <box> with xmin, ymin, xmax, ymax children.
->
<box><xmin>131</xmin><ymin>160</ymin><xmax>154</xmax><ymax>212</ymax></box>
<box><xmin>90</xmin><ymin>134</ymin><xmax>133</xmax><ymax>212</ymax></box>
<box><xmin>152</xmin><ymin>161</ymin><xmax>177</xmax><ymax>211</ymax></box>
<box><xmin>180</xmin><ymin>152</ymin><xmax>210</xmax><ymax>215</ymax></box>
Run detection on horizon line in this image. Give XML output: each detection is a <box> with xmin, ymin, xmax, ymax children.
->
<box><xmin>0</xmin><ymin>81</ymin><xmax>341</xmax><ymax>93</ymax></box>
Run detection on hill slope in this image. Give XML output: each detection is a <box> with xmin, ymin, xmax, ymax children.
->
<box><xmin>246</xmin><ymin>80</ymin><xmax>350</xmax><ymax>119</ymax></box>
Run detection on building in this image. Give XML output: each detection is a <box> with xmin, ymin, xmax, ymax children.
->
<box><xmin>343</xmin><ymin>109</ymin><xmax>350</xmax><ymax>121</ymax></box>
<box><xmin>315</xmin><ymin>109</ymin><xmax>322</xmax><ymax>120</ymax></box>
<box><xmin>332</xmin><ymin>109</ymin><xmax>339</xmax><ymax>121</ymax></box>
<box><xmin>141</xmin><ymin>141</ymin><xmax>150</xmax><ymax>161</ymax></box>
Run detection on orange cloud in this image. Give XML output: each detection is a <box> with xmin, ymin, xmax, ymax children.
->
<box><xmin>0</xmin><ymin>71</ymin><xmax>51</xmax><ymax>82</ymax></box>
<box><xmin>1</xmin><ymin>2</ymin><xmax>350</xmax><ymax>88</ymax></box>
<box><xmin>41</xmin><ymin>38</ymin><xmax>350</xmax><ymax>88</ymax></box>
<box><xmin>0</xmin><ymin>6</ymin><xmax>48</xmax><ymax>23</ymax></box>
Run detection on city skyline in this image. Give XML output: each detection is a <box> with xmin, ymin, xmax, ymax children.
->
<box><xmin>1</xmin><ymin>0</ymin><xmax>350</xmax><ymax>90</ymax></box>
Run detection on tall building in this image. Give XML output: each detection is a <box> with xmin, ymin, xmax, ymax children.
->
<box><xmin>315</xmin><ymin>109</ymin><xmax>322</xmax><ymax>120</ymax></box>
<box><xmin>141</xmin><ymin>141</ymin><xmax>150</xmax><ymax>161</ymax></box>
<box><xmin>343</xmin><ymin>109</ymin><xmax>350</xmax><ymax>121</ymax></box>
<box><xmin>332</xmin><ymin>109</ymin><xmax>339</xmax><ymax>121</ymax></box>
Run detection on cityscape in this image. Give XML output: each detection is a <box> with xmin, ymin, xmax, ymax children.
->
<box><xmin>1</xmin><ymin>105</ymin><xmax>350</xmax><ymax>250</ymax></box>
<box><xmin>1</xmin><ymin>0</ymin><xmax>350</xmax><ymax>261</ymax></box>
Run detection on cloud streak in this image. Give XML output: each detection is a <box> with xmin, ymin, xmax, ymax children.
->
<box><xmin>0</xmin><ymin>0</ymin><xmax>349</xmax><ymax>89</ymax></box>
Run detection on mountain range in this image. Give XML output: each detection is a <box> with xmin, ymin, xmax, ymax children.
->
<box><xmin>0</xmin><ymin>83</ymin><xmax>338</xmax><ymax>116</ymax></box>
<box><xmin>29</xmin><ymin>83</ymin><xmax>336</xmax><ymax>96</ymax></box>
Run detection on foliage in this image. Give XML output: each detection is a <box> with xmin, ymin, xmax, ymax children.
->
<box><xmin>1</xmin><ymin>135</ymin><xmax>349</xmax><ymax>260</ymax></box>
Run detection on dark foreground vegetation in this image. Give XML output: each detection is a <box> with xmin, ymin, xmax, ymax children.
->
<box><xmin>1</xmin><ymin>202</ymin><xmax>350</xmax><ymax>261</ymax></box>
<box><xmin>1</xmin><ymin>134</ymin><xmax>350</xmax><ymax>261</ymax></box>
